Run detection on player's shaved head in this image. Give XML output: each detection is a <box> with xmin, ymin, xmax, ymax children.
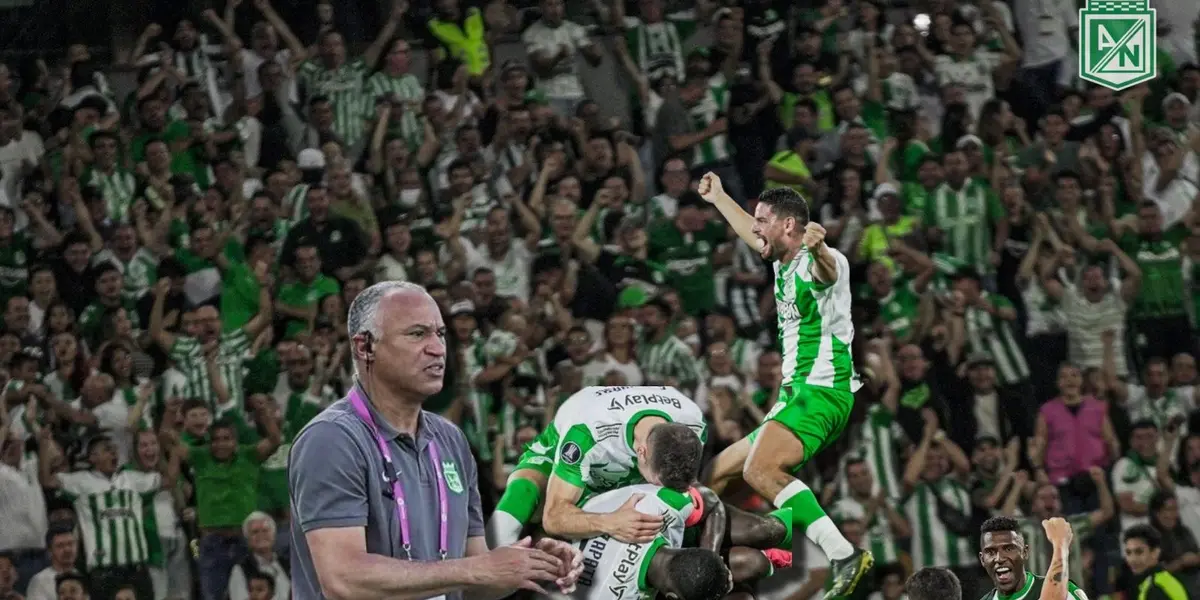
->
<box><xmin>663</xmin><ymin>548</ymin><xmax>731</xmax><ymax>600</ymax></box>
<box><xmin>647</xmin><ymin>423</ymin><xmax>703</xmax><ymax>491</ymax></box>
<box><xmin>906</xmin><ymin>567</ymin><xmax>962</xmax><ymax>600</ymax></box>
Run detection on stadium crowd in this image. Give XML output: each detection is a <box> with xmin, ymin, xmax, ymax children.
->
<box><xmin>0</xmin><ymin>0</ymin><xmax>1198</xmax><ymax>599</ymax></box>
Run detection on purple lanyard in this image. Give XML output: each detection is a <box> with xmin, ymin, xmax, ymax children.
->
<box><xmin>348</xmin><ymin>386</ymin><xmax>449</xmax><ymax>560</ymax></box>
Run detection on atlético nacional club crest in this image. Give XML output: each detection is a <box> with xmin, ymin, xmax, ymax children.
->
<box><xmin>1078</xmin><ymin>0</ymin><xmax>1157</xmax><ymax>91</ymax></box>
<box><xmin>442</xmin><ymin>460</ymin><xmax>464</xmax><ymax>494</ymax></box>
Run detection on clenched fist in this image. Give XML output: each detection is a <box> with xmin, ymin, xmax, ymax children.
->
<box><xmin>1042</xmin><ymin>517</ymin><xmax>1073</xmax><ymax>547</ymax></box>
<box><xmin>802</xmin><ymin>222</ymin><xmax>826</xmax><ymax>252</ymax></box>
<box><xmin>697</xmin><ymin>172</ymin><xmax>724</xmax><ymax>203</ymax></box>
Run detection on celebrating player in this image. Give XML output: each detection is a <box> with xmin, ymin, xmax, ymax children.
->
<box><xmin>565</xmin><ymin>484</ymin><xmax>794</xmax><ymax>600</ymax></box>
<box><xmin>978</xmin><ymin>516</ymin><xmax>1088</xmax><ymax>600</ymax></box>
<box><xmin>487</xmin><ymin>386</ymin><xmax>707</xmax><ymax>547</ymax></box>
<box><xmin>698</xmin><ymin>173</ymin><xmax>872</xmax><ymax>596</ymax></box>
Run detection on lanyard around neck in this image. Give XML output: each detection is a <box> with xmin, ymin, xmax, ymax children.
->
<box><xmin>348</xmin><ymin>385</ymin><xmax>449</xmax><ymax>559</ymax></box>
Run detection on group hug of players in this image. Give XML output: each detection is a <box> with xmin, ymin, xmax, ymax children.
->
<box><xmin>482</xmin><ymin>385</ymin><xmax>1086</xmax><ymax>600</ymax></box>
<box><xmin>480</xmin><ymin>177</ymin><xmax>1089</xmax><ymax>600</ymax></box>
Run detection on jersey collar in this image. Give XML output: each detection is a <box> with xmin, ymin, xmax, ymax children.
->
<box><xmin>996</xmin><ymin>572</ymin><xmax>1036</xmax><ymax>600</ymax></box>
<box><xmin>638</xmin><ymin>537</ymin><xmax>669</xmax><ymax>592</ymax></box>
<box><xmin>625</xmin><ymin>409</ymin><xmax>675</xmax><ymax>452</ymax></box>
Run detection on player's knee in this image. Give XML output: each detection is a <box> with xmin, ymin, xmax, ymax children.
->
<box><xmin>508</xmin><ymin>468</ymin><xmax>549</xmax><ymax>491</ymax></box>
<box><xmin>728</xmin><ymin>547</ymin><xmax>772</xmax><ymax>583</ymax></box>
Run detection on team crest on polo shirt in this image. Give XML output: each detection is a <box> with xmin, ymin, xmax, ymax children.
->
<box><xmin>443</xmin><ymin>461</ymin><xmax>464</xmax><ymax>494</ymax></box>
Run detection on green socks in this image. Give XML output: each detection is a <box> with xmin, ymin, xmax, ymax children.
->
<box><xmin>773</xmin><ymin>479</ymin><xmax>855</xmax><ymax>560</ymax></box>
<box><xmin>488</xmin><ymin>477</ymin><xmax>541</xmax><ymax>547</ymax></box>
<box><xmin>767</xmin><ymin>507</ymin><xmax>794</xmax><ymax>549</ymax></box>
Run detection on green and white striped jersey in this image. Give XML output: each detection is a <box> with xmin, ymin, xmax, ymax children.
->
<box><xmin>687</xmin><ymin>85</ymin><xmax>731</xmax><ymax>167</ymax></box>
<box><xmin>552</xmin><ymin>386</ymin><xmax>706</xmax><ymax>492</ymax></box>
<box><xmin>839</xmin><ymin>404</ymin><xmax>906</xmax><ymax>500</ymax></box>
<box><xmin>298</xmin><ymin>58</ymin><xmax>371</xmax><ymax>146</ymax></box>
<box><xmin>1017</xmin><ymin>514</ymin><xmax>1092</xmax><ymax>588</ymax></box>
<box><xmin>832</xmin><ymin>495</ymin><xmax>902</xmax><ymax>564</ymax></box>
<box><xmin>904</xmin><ymin>477</ymin><xmax>976</xmax><ymax>569</ymax></box>
<box><xmin>924</xmin><ymin>178</ymin><xmax>1004</xmax><ymax>274</ymax></box>
<box><xmin>83</xmin><ymin>167</ymin><xmax>138</xmax><ymax>223</ymax></box>
<box><xmin>637</xmin><ymin>334</ymin><xmax>701</xmax><ymax>391</ymax></box>
<box><xmin>964</xmin><ymin>292</ymin><xmax>1029</xmax><ymax>386</ymax></box>
<box><xmin>168</xmin><ymin>329</ymin><xmax>251</xmax><ymax>414</ymax></box>
<box><xmin>59</xmin><ymin>469</ymin><xmax>161</xmax><ymax>569</ymax></box>
<box><xmin>92</xmin><ymin>248</ymin><xmax>158</xmax><ymax>302</ymax></box>
<box><xmin>462</xmin><ymin>334</ymin><xmax>495</xmax><ymax>459</ymax></box>
<box><xmin>285</xmin><ymin>183</ymin><xmax>310</xmax><ymax>224</ymax></box>
<box><xmin>774</xmin><ymin>247</ymin><xmax>861</xmax><ymax>391</ymax></box>
<box><xmin>366</xmin><ymin>71</ymin><xmax>424</xmax><ymax>148</ymax></box>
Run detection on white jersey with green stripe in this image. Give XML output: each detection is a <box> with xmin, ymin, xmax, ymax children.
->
<box><xmin>552</xmin><ymin>387</ymin><xmax>706</xmax><ymax>492</ymax></box>
<box><xmin>774</xmin><ymin>247</ymin><xmax>862</xmax><ymax>392</ymax></box>
<box><xmin>59</xmin><ymin>470</ymin><xmax>161</xmax><ymax>569</ymax></box>
<box><xmin>905</xmin><ymin>478</ymin><xmax>975</xmax><ymax>569</ymax></box>
<box><xmin>572</xmin><ymin>484</ymin><xmax>695</xmax><ymax>600</ymax></box>
<box><xmin>168</xmin><ymin>329</ymin><xmax>251</xmax><ymax>414</ymax></box>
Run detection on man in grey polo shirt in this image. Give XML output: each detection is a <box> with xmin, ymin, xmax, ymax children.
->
<box><xmin>289</xmin><ymin>281</ymin><xmax>583</xmax><ymax>599</ymax></box>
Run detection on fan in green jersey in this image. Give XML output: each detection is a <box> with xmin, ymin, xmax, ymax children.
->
<box><xmin>977</xmin><ymin>516</ymin><xmax>1089</xmax><ymax>600</ymax></box>
<box><xmin>699</xmin><ymin>173</ymin><xmax>872</xmax><ymax>599</ymax></box>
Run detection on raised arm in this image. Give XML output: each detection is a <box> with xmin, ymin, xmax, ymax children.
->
<box><xmin>697</xmin><ymin>172</ymin><xmax>758</xmax><ymax>250</ymax></box>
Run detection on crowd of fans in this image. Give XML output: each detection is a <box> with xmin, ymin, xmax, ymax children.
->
<box><xmin>0</xmin><ymin>0</ymin><xmax>1198</xmax><ymax>599</ymax></box>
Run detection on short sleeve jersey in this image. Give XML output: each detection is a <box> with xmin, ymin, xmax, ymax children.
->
<box><xmin>571</xmin><ymin>484</ymin><xmax>696</xmax><ymax>600</ymax></box>
<box><xmin>552</xmin><ymin>387</ymin><xmax>707</xmax><ymax>491</ymax></box>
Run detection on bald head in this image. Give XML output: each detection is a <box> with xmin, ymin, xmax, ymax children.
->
<box><xmin>346</xmin><ymin>281</ymin><xmax>430</xmax><ymax>341</ymax></box>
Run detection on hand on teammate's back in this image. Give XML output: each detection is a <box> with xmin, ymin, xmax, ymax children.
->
<box><xmin>602</xmin><ymin>493</ymin><xmax>664</xmax><ymax>544</ymax></box>
<box><xmin>476</xmin><ymin>537</ymin><xmax>565</xmax><ymax>593</ymax></box>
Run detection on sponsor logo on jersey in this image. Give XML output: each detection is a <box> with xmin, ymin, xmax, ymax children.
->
<box><xmin>607</xmin><ymin>393</ymin><xmax>682</xmax><ymax>411</ymax></box>
<box><xmin>561</xmin><ymin>442</ymin><xmax>583</xmax><ymax>465</ymax></box>
<box><xmin>579</xmin><ymin>537</ymin><xmax>607</xmax><ymax>588</ymax></box>
<box><xmin>777</xmin><ymin>301</ymin><xmax>801</xmax><ymax>322</ymax></box>
<box><xmin>597</xmin><ymin>387</ymin><xmax>634</xmax><ymax>395</ymax></box>
<box><xmin>607</xmin><ymin>542</ymin><xmax>642</xmax><ymax>597</ymax></box>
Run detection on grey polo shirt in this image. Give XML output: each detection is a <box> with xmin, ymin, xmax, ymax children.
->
<box><xmin>288</xmin><ymin>395</ymin><xmax>484</xmax><ymax>600</ymax></box>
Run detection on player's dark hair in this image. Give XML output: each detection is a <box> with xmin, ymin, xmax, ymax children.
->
<box><xmin>757</xmin><ymin>187</ymin><xmax>810</xmax><ymax>224</ymax></box>
<box><xmin>667</xmin><ymin>548</ymin><xmax>731</xmax><ymax>600</ymax></box>
<box><xmin>905</xmin><ymin>567</ymin><xmax>962</xmax><ymax>600</ymax></box>
<box><xmin>1124</xmin><ymin>524</ymin><xmax>1162</xmax><ymax>549</ymax></box>
<box><xmin>981</xmin><ymin>516</ymin><xmax>1022</xmax><ymax>537</ymax></box>
<box><xmin>647</xmin><ymin>423</ymin><xmax>703</xmax><ymax>491</ymax></box>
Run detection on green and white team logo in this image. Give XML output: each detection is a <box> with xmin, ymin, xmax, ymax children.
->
<box><xmin>1078</xmin><ymin>0</ymin><xmax>1156</xmax><ymax>91</ymax></box>
<box><xmin>443</xmin><ymin>461</ymin><xmax>464</xmax><ymax>494</ymax></box>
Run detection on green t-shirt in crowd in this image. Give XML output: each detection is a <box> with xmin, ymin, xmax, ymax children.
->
<box><xmin>276</xmin><ymin>274</ymin><xmax>341</xmax><ymax>339</ymax></box>
<box><xmin>0</xmin><ymin>233</ymin><xmax>33</xmax><ymax>304</ymax></box>
<box><xmin>1120</xmin><ymin>226</ymin><xmax>1189</xmax><ymax>320</ymax></box>
<box><xmin>188</xmin><ymin>444</ymin><xmax>265</xmax><ymax>529</ymax></box>
<box><xmin>220</xmin><ymin>261</ymin><xmax>263</xmax><ymax>332</ymax></box>
<box><xmin>648</xmin><ymin>220</ymin><xmax>726</xmax><ymax>315</ymax></box>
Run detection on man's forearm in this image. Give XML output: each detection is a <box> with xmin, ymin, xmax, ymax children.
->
<box><xmin>1037</xmin><ymin>542</ymin><xmax>1069</xmax><ymax>600</ymax></box>
<box><xmin>712</xmin><ymin>195</ymin><xmax>757</xmax><ymax>248</ymax></box>
<box><xmin>326</xmin><ymin>553</ymin><xmax>485</xmax><ymax>600</ymax></box>
<box><xmin>542</xmin><ymin>502</ymin><xmax>609</xmax><ymax>539</ymax></box>
<box><xmin>811</xmin><ymin>244</ymin><xmax>838</xmax><ymax>283</ymax></box>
